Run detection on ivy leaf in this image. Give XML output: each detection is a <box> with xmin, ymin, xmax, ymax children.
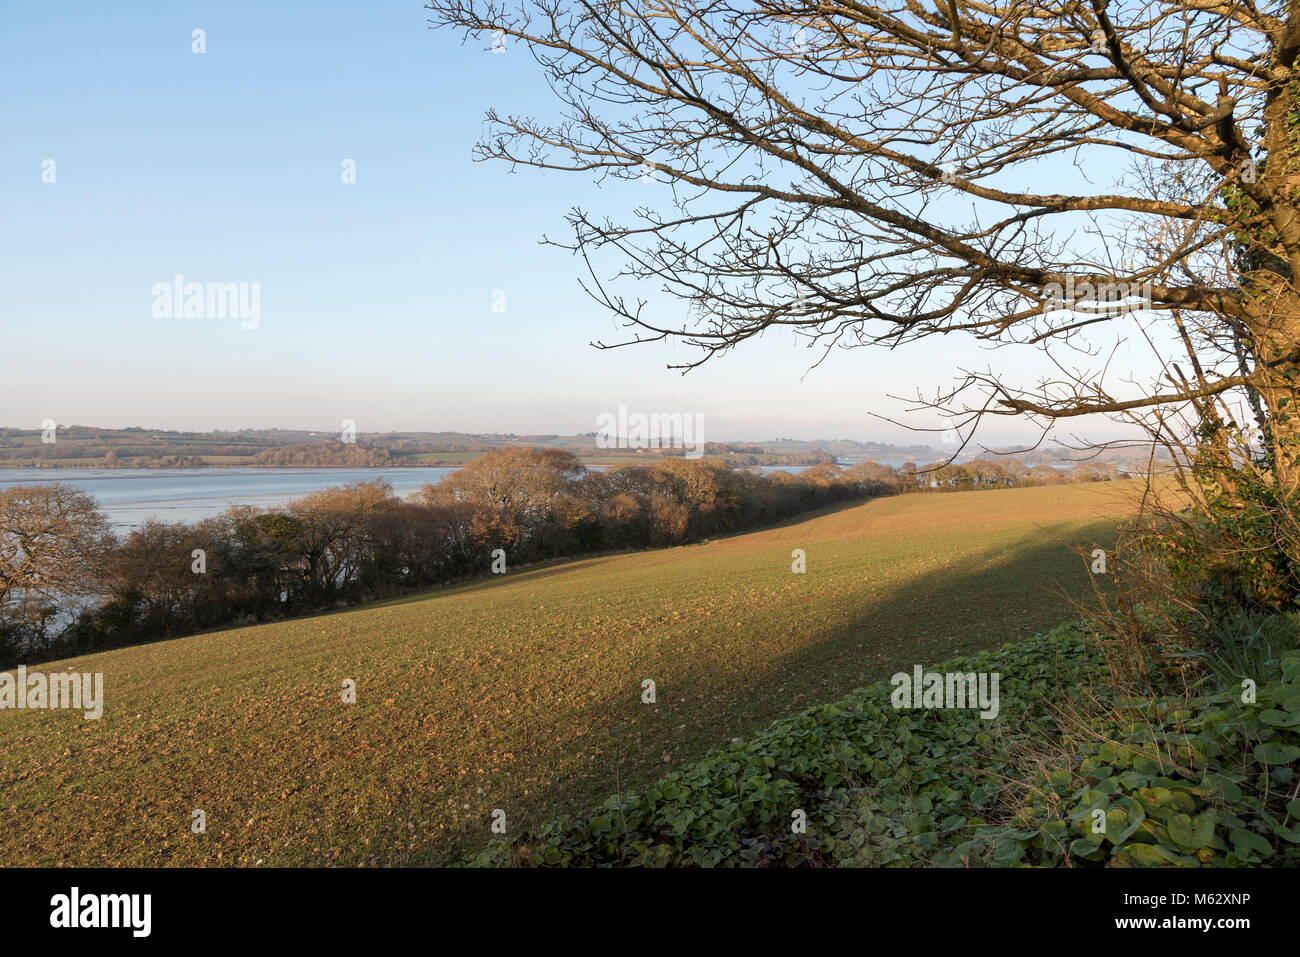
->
<box><xmin>1253</xmin><ymin>742</ymin><xmax>1300</xmax><ymax>764</ymax></box>
<box><xmin>1229</xmin><ymin>828</ymin><xmax>1274</xmax><ymax>861</ymax></box>
<box><xmin>1167</xmin><ymin>812</ymin><xmax>1215</xmax><ymax>851</ymax></box>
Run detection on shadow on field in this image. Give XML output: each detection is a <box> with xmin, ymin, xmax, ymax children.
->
<box><xmin>472</xmin><ymin>519</ymin><xmax>1118</xmax><ymax>859</ymax></box>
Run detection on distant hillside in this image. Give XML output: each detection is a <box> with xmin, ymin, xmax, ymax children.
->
<box><xmin>0</xmin><ymin>426</ymin><xmax>851</xmax><ymax>469</ymax></box>
<box><xmin>0</xmin><ymin>424</ymin><xmax>1165</xmax><ymax>470</ymax></box>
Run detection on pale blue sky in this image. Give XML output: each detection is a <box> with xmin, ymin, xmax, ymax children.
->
<box><xmin>0</xmin><ymin>1</ymin><xmax>1164</xmax><ymax>446</ymax></box>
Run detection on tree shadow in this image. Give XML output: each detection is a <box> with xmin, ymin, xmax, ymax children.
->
<box><xmin>428</xmin><ymin>517</ymin><xmax>1119</xmax><ymax>862</ymax></box>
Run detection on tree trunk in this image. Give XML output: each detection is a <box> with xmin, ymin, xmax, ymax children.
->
<box><xmin>1244</xmin><ymin>64</ymin><xmax>1300</xmax><ymax>498</ymax></box>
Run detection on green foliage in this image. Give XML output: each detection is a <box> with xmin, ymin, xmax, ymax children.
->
<box><xmin>1159</xmin><ymin>457</ymin><xmax>1300</xmax><ymax>615</ymax></box>
<box><xmin>1172</xmin><ymin>607</ymin><xmax>1296</xmax><ymax>690</ymax></box>
<box><xmin>472</xmin><ymin>625</ymin><xmax>1300</xmax><ymax>867</ymax></box>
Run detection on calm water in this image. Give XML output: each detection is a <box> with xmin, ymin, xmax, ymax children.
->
<box><xmin>0</xmin><ymin>463</ymin><xmax>829</xmax><ymax>532</ymax></box>
<box><xmin>0</xmin><ymin>467</ymin><xmax>458</xmax><ymax>531</ymax></box>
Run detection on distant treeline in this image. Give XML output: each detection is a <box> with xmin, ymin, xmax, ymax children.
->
<box><xmin>0</xmin><ymin>423</ymin><xmax>1162</xmax><ymax>471</ymax></box>
<box><xmin>880</xmin><ymin>457</ymin><xmax>1129</xmax><ymax>489</ymax></box>
<box><xmin>247</xmin><ymin>440</ymin><xmax>393</xmax><ymax>467</ymax></box>
<box><xmin>0</xmin><ymin>435</ymin><xmax>395</xmax><ymax>468</ymax></box>
<box><xmin>0</xmin><ymin>426</ymin><xmax>832</xmax><ymax>468</ymax></box>
<box><xmin>702</xmin><ymin>444</ymin><xmax>834</xmax><ymax>466</ymax></box>
<box><xmin>0</xmin><ymin>450</ymin><xmax>1126</xmax><ymax>666</ymax></box>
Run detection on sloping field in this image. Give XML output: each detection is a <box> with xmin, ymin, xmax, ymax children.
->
<box><xmin>0</xmin><ymin>482</ymin><xmax>1141</xmax><ymax>865</ymax></box>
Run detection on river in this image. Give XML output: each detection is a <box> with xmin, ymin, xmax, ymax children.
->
<box><xmin>0</xmin><ymin>467</ymin><xmax>459</xmax><ymax>531</ymax></box>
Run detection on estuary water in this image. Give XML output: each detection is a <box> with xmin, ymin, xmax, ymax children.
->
<box><xmin>0</xmin><ymin>467</ymin><xmax>459</xmax><ymax>531</ymax></box>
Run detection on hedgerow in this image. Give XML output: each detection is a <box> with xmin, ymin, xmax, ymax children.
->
<box><xmin>470</xmin><ymin>623</ymin><xmax>1300</xmax><ymax>867</ymax></box>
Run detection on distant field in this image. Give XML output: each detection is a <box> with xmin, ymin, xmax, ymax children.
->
<box><xmin>0</xmin><ymin>482</ymin><xmax>1141</xmax><ymax>865</ymax></box>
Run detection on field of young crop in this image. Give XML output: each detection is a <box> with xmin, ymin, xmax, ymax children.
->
<box><xmin>0</xmin><ymin>482</ymin><xmax>1142</xmax><ymax>865</ymax></box>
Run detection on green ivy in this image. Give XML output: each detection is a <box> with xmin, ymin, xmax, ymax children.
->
<box><xmin>465</xmin><ymin>625</ymin><xmax>1300</xmax><ymax>867</ymax></box>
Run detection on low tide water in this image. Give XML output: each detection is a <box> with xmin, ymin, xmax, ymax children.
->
<box><xmin>0</xmin><ymin>467</ymin><xmax>459</xmax><ymax>531</ymax></box>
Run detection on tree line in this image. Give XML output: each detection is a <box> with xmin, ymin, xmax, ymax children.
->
<box><xmin>0</xmin><ymin>449</ymin><xmax>1124</xmax><ymax>667</ymax></box>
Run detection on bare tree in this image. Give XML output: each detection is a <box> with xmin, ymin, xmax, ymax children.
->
<box><xmin>0</xmin><ymin>483</ymin><xmax>111</xmax><ymax>629</ymax></box>
<box><xmin>425</xmin><ymin>0</ymin><xmax>1298</xmax><ymax>495</ymax></box>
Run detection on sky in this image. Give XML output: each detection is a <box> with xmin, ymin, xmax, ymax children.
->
<box><xmin>0</xmin><ymin>1</ymin><xmax>1167</xmax><ymax>448</ymax></box>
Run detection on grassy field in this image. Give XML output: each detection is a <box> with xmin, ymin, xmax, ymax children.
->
<box><xmin>0</xmin><ymin>482</ymin><xmax>1142</xmax><ymax>866</ymax></box>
